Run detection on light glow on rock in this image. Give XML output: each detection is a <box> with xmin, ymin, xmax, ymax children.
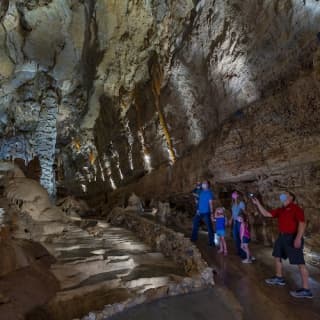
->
<box><xmin>103</xmin><ymin>154</ymin><xmax>117</xmax><ymax>189</ymax></box>
<box><xmin>109</xmin><ymin>176</ymin><xmax>117</xmax><ymax>190</ymax></box>
<box><xmin>138</xmin><ymin>130</ymin><xmax>152</xmax><ymax>172</ymax></box>
<box><xmin>110</xmin><ymin>142</ymin><xmax>124</xmax><ymax>180</ymax></box>
<box><xmin>81</xmin><ymin>184</ymin><xmax>87</xmax><ymax>192</ymax></box>
<box><xmin>170</xmin><ymin>62</ymin><xmax>204</xmax><ymax>146</ymax></box>
<box><xmin>98</xmin><ymin>161</ymin><xmax>105</xmax><ymax>181</ymax></box>
<box><xmin>123</xmin><ymin>119</ymin><xmax>134</xmax><ymax>170</ymax></box>
<box><xmin>144</xmin><ymin>153</ymin><xmax>152</xmax><ymax>171</ymax></box>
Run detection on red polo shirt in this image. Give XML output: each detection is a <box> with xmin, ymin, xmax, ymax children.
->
<box><xmin>270</xmin><ymin>203</ymin><xmax>305</xmax><ymax>234</ymax></box>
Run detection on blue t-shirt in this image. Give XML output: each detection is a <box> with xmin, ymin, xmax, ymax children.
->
<box><xmin>215</xmin><ymin>216</ymin><xmax>226</xmax><ymax>231</ymax></box>
<box><xmin>198</xmin><ymin>190</ymin><xmax>214</xmax><ymax>214</ymax></box>
<box><xmin>232</xmin><ymin>201</ymin><xmax>245</xmax><ymax>220</ymax></box>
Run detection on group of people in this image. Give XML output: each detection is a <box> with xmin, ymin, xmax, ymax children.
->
<box><xmin>191</xmin><ymin>183</ymin><xmax>252</xmax><ymax>262</ymax></box>
<box><xmin>190</xmin><ymin>181</ymin><xmax>313</xmax><ymax>299</ymax></box>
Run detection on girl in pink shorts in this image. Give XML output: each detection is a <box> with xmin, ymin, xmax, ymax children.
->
<box><xmin>239</xmin><ymin>212</ymin><xmax>252</xmax><ymax>263</ymax></box>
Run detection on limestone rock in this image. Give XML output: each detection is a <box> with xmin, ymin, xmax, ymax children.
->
<box><xmin>6</xmin><ymin>178</ymin><xmax>52</xmax><ymax>217</ymax></box>
<box><xmin>157</xmin><ymin>201</ymin><xmax>171</xmax><ymax>224</ymax></box>
<box><xmin>57</xmin><ymin>196</ymin><xmax>89</xmax><ymax>218</ymax></box>
<box><xmin>0</xmin><ymin>25</ymin><xmax>14</xmax><ymax>79</ymax></box>
<box><xmin>0</xmin><ymin>0</ymin><xmax>318</xmax><ymax>273</ymax></box>
<box><xmin>125</xmin><ymin>193</ymin><xmax>143</xmax><ymax>213</ymax></box>
<box><xmin>0</xmin><ymin>292</ymin><xmax>10</xmax><ymax>304</ymax></box>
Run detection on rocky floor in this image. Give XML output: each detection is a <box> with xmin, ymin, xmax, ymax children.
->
<box><xmin>26</xmin><ymin>220</ymin><xmax>186</xmax><ymax>320</ymax></box>
<box><xmin>1</xmin><ymin>197</ymin><xmax>319</xmax><ymax>320</ymax></box>
<box><xmin>0</xmin><ymin>194</ymin><xmax>59</xmax><ymax>320</ymax></box>
<box><xmin>0</xmin><ymin>188</ymin><xmax>188</xmax><ymax>320</ymax></box>
<box><xmin>110</xmin><ymin>230</ymin><xmax>320</xmax><ymax>320</ymax></box>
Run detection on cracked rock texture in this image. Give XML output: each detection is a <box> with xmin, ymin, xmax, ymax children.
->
<box><xmin>0</xmin><ymin>1</ymin><xmax>319</xmax><ymax>252</ymax></box>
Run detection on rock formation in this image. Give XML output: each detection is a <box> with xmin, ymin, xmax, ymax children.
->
<box><xmin>0</xmin><ymin>0</ymin><xmax>320</xmax><ymax>317</ymax></box>
<box><xmin>0</xmin><ymin>0</ymin><xmax>319</xmax><ymax>201</ymax></box>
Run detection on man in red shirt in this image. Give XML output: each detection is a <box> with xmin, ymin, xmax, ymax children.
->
<box><xmin>252</xmin><ymin>191</ymin><xmax>312</xmax><ymax>299</ymax></box>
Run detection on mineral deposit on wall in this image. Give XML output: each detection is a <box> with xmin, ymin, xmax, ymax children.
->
<box><xmin>0</xmin><ymin>1</ymin><xmax>319</xmax><ymax>238</ymax></box>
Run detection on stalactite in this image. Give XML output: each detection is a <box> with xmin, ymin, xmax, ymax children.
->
<box><xmin>133</xmin><ymin>89</ymin><xmax>152</xmax><ymax>171</ymax></box>
<box><xmin>34</xmin><ymin>88</ymin><xmax>58</xmax><ymax>199</ymax></box>
<box><xmin>72</xmin><ymin>138</ymin><xmax>81</xmax><ymax>152</ymax></box>
<box><xmin>150</xmin><ymin>59</ymin><xmax>176</xmax><ymax>164</ymax></box>
<box><xmin>88</xmin><ymin>150</ymin><xmax>96</xmax><ymax>165</ymax></box>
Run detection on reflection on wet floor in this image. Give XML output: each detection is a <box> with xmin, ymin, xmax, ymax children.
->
<box><xmin>198</xmin><ymin>232</ymin><xmax>320</xmax><ymax>320</ymax></box>
<box><xmin>110</xmin><ymin>229</ymin><xmax>320</xmax><ymax>320</ymax></box>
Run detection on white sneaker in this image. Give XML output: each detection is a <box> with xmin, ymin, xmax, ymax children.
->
<box><xmin>242</xmin><ymin>259</ymin><xmax>252</xmax><ymax>264</ymax></box>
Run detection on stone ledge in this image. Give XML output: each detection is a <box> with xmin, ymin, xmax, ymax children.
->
<box><xmin>107</xmin><ymin>208</ymin><xmax>212</xmax><ymax>277</ymax></box>
<box><xmin>80</xmin><ymin>207</ymin><xmax>214</xmax><ymax>320</ymax></box>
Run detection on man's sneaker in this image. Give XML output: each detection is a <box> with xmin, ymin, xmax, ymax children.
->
<box><xmin>250</xmin><ymin>256</ymin><xmax>256</xmax><ymax>261</ymax></box>
<box><xmin>242</xmin><ymin>258</ymin><xmax>252</xmax><ymax>264</ymax></box>
<box><xmin>265</xmin><ymin>276</ymin><xmax>286</xmax><ymax>286</ymax></box>
<box><xmin>290</xmin><ymin>288</ymin><xmax>313</xmax><ymax>299</ymax></box>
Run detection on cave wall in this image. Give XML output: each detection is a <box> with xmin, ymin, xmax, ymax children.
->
<box><xmin>0</xmin><ymin>0</ymin><xmax>94</xmax><ymax>196</ymax></box>
<box><xmin>104</xmin><ymin>71</ymin><xmax>320</xmax><ymax>263</ymax></box>
<box><xmin>106</xmin><ymin>71</ymin><xmax>320</xmax><ymax>212</ymax></box>
<box><xmin>73</xmin><ymin>0</ymin><xmax>320</xmax><ymax>197</ymax></box>
<box><xmin>0</xmin><ymin>0</ymin><xmax>319</xmax><ymax>226</ymax></box>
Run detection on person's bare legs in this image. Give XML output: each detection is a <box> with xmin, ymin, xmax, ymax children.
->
<box><xmin>242</xmin><ymin>244</ymin><xmax>250</xmax><ymax>260</ymax></box>
<box><xmin>298</xmin><ymin>264</ymin><xmax>309</xmax><ymax>289</ymax></box>
<box><xmin>221</xmin><ymin>237</ymin><xmax>227</xmax><ymax>254</ymax></box>
<box><xmin>218</xmin><ymin>240</ymin><xmax>223</xmax><ymax>253</ymax></box>
<box><xmin>275</xmin><ymin>257</ymin><xmax>283</xmax><ymax>277</ymax></box>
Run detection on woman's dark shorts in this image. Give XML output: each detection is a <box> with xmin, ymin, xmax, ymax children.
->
<box><xmin>272</xmin><ymin>234</ymin><xmax>305</xmax><ymax>265</ymax></box>
<box><xmin>242</xmin><ymin>236</ymin><xmax>250</xmax><ymax>244</ymax></box>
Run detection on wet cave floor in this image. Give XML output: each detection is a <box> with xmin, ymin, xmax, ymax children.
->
<box><xmin>111</xmin><ymin>230</ymin><xmax>320</xmax><ymax>320</ymax></box>
<box><xmin>0</xmin><ymin>198</ymin><xmax>319</xmax><ymax>320</ymax></box>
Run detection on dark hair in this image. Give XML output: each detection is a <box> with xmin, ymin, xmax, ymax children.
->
<box><xmin>238</xmin><ymin>211</ymin><xmax>248</xmax><ymax>223</ymax></box>
<box><xmin>232</xmin><ymin>190</ymin><xmax>244</xmax><ymax>196</ymax></box>
<box><xmin>287</xmin><ymin>191</ymin><xmax>296</xmax><ymax>202</ymax></box>
<box><xmin>317</xmin><ymin>32</ymin><xmax>320</xmax><ymax>42</ymax></box>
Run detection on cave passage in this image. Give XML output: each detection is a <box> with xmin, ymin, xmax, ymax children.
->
<box><xmin>0</xmin><ymin>1</ymin><xmax>320</xmax><ymax>320</ymax></box>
